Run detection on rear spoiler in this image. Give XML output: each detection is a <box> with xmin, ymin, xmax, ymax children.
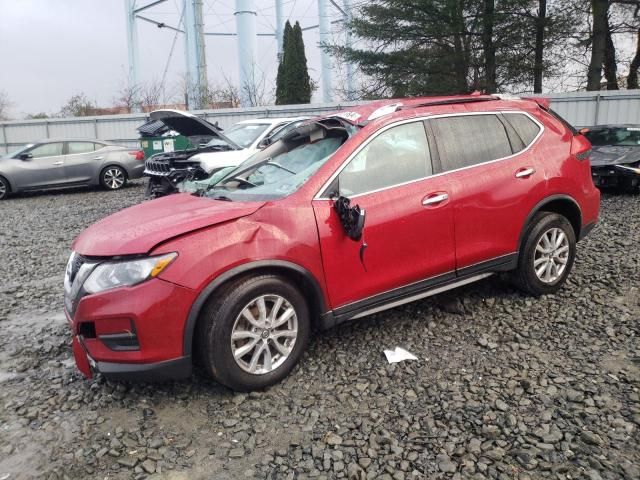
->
<box><xmin>522</xmin><ymin>96</ymin><xmax>578</xmax><ymax>135</ymax></box>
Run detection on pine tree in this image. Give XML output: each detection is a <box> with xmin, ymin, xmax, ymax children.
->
<box><xmin>276</xmin><ymin>21</ymin><xmax>312</xmax><ymax>105</ymax></box>
<box><xmin>275</xmin><ymin>21</ymin><xmax>293</xmax><ymax>105</ymax></box>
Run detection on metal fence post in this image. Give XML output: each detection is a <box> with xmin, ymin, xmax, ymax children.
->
<box><xmin>594</xmin><ymin>94</ymin><xmax>601</xmax><ymax>126</ymax></box>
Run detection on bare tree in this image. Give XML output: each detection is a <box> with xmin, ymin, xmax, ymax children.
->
<box><xmin>115</xmin><ymin>83</ymin><xmax>142</xmax><ymax>113</ymax></box>
<box><xmin>0</xmin><ymin>90</ymin><xmax>11</xmax><ymax>120</ymax></box>
<box><xmin>139</xmin><ymin>79</ymin><xmax>166</xmax><ymax>111</ymax></box>
<box><xmin>58</xmin><ymin>93</ymin><xmax>96</xmax><ymax>117</ymax></box>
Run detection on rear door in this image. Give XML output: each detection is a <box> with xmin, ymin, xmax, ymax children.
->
<box><xmin>427</xmin><ymin>112</ymin><xmax>543</xmax><ymax>272</ymax></box>
<box><xmin>11</xmin><ymin>142</ymin><xmax>65</xmax><ymax>188</ymax></box>
<box><xmin>312</xmin><ymin>120</ymin><xmax>456</xmax><ymax>311</ymax></box>
<box><xmin>63</xmin><ymin>141</ymin><xmax>103</xmax><ymax>183</ymax></box>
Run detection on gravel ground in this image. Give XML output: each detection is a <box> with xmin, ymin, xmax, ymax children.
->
<box><xmin>0</xmin><ymin>181</ymin><xmax>638</xmax><ymax>480</ymax></box>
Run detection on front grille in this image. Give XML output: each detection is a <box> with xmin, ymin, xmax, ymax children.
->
<box><xmin>144</xmin><ymin>158</ymin><xmax>172</xmax><ymax>176</ymax></box>
<box><xmin>64</xmin><ymin>253</ymin><xmax>99</xmax><ymax>317</ymax></box>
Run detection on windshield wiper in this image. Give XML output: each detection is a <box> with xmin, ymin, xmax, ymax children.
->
<box><xmin>211</xmin><ymin>194</ymin><xmax>233</xmax><ymax>202</ymax></box>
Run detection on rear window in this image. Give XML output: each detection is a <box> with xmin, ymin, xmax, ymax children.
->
<box><xmin>430</xmin><ymin>114</ymin><xmax>512</xmax><ymax>171</ymax></box>
<box><xmin>503</xmin><ymin>113</ymin><xmax>541</xmax><ymax>146</ymax></box>
<box><xmin>584</xmin><ymin>127</ymin><xmax>640</xmax><ymax>146</ymax></box>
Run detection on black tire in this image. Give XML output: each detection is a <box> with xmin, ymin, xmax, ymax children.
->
<box><xmin>0</xmin><ymin>176</ymin><xmax>10</xmax><ymax>200</ymax></box>
<box><xmin>513</xmin><ymin>212</ymin><xmax>576</xmax><ymax>296</ymax></box>
<box><xmin>196</xmin><ymin>275</ymin><xmax>310</xmax><ymax>391</ymax></box>
<box><xmin>100</xmin><ymin>165</ymin><xmax>127</xmax><ymax>190</ymax></box>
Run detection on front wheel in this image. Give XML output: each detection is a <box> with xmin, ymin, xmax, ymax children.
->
<box><xmin>0</xmin><ymin>176</ymin><xmax>10</xmax><ymax>200</ymax></box>
<box><xmin>196</xmin><ymin>275</ymin><xmax>310</xmax><ymax>391</ymax></box>
<box><xmin>100</xmin><ymin>166</ymin><xmax>127</xmax><ymax>190</ymax></box>
<box><xmin>513</xmin><ymin>212</ymin><xmax>576</xmax><ymax>296</ymax></box>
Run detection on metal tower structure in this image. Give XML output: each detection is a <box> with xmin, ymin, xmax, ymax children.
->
<box><xmin>183</xmin><ymin>0</ymin><xmax>208</xmax><ymax>109</ymax></box>
<box><xmin>125</xmin><ymin>0</ymin><xmax>355</xmax><ymax>109</ymax></box>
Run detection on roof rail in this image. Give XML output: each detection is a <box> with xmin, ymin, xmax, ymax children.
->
<box><xmin>399</xmin><ymin>96</ymin><xmax>497</xmax><ymax>111</ymax></box>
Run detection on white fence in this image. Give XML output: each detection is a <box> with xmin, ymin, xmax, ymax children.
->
<box><xmin>1</xmin><ymin>91</ymin><xmax>639</xmax><ymax>154</ymax></box>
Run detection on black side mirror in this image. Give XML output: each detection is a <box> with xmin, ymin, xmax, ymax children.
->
<box><xmin>333</xmin><ymin>196</ymin><xmax>366</xmax><ymax>241</ymax></box>
<box><xmin>18</xmin><ymin>153</ymin><xmax>33</xmax><ymax>160</ymax></box>
<box><xmin>257</xmin><ymin>138</ymin><xmax>270</xmax><ymax>150</ymax></box>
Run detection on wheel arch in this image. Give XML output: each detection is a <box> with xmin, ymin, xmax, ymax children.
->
<box><xmin>518</xmin><ymin>194</ymin><xmax>582</xmax><ymax>253</ymax></box>
<box><xmin>182</xmin><ymin>260</ymin><xmax>328</xmax><ymax>357</ymax></box>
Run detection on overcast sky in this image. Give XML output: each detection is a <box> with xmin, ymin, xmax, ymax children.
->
<box><xmin>0</xmin><ymin>0</ymin><xmax>341</xmax><ymax>117</ymax></box>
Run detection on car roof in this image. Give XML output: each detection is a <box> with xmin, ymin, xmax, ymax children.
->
<box><xmin>33</xmin><ymin>138</ymin><xmax>108</xmax><ymax>144</ymax></box>
<box><xmin>235</xmin><ymin>117</ymin><xmax>309</xmax><ymax>125</ymax></box>
<box><xmin>323</xmin><ymin>94</ymin><xmax>545</xmax><ymax>127</ymax></box>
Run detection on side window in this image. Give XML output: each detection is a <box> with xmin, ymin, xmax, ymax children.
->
<box><xmin>67</xmin><ymin>142</ymin><xmax>96</xmax><ymax>154</ymax></box>
<box><xmin>503</xmin><ymin>113</ymin><xmax>541</xmax><ymax>146</ymax></box>
<box><xmin>337</xmin><ymin>121</ymin><xmax>432</xmax><ymax>196</ymax></box>
<box><xmin>430</xmin><ymin>115</ymin><xmax>512</xmax><ymax>171</ymax></box>
<box><xmin>29</xmin><ymin>142</ymin><xmax>63</xmax><ymax>158</ymax></box>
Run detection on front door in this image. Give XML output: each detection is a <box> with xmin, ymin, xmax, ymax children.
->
<box><xmin>312</xmin><ymin>121</ymin><xmax>456</xmax><ymax>312</ymax></box>
<box><xmin>11</xmin><ymin>142</ymin><xmax>66</xmax><ymax>189</ymax></box>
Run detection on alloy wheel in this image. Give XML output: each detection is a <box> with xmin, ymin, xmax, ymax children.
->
<box><xmin>0</xmin><ymin>180</ymin><xmax>7</xmax><ymax>199</ymax></box>
<box><xmin>533</xmin><ymin>227</ymin><xmax>570</xmax><ymax>284</ymax></box>
<box><xmin>230</xmin><ymin>294</ymin><xmax>298</xmax><ymax>375</ymax></box>
<box><xmin>103</xmin><ymin>168</ymin><xmax>125</xmax><ymax>189</ymax></box>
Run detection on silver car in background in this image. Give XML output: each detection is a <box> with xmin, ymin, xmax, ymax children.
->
<box><xmin>0</xmin><ymin>139</ymin><xmax>145</xmax><ymax>199</ymax></box>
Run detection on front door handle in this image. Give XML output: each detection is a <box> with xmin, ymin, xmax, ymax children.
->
<box><xmin>53</xmin><ymin>161</ymin><xmax>64</xmax><ymax>165</ymax></box>
<box><xmin>422</xmin><ymin>192</ymin><xmax>449</xmax><ymax>206</ymax></box>
<box><xmin>93</xmin><ymin>156</ymin><xmax>103</xmax><ymax>160</ymax></box>
<box><xmin>515</xmin><ymin>167</ymin><xmax>536</xmax><ymax>178</ymax></box>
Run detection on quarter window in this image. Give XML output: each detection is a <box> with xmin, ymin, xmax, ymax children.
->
<box><xmin>430</xmin><ymin>115</ymin><xmax>512</xmax><ymax>171</ymax></box>
<box><xmin>29</xmin><ymin>142</ymin><xmax>63</xmax><ymax>158</ymax></box>
<box><xmin>503</xmin><ymin>113</ymin><xmax>541</xmax><ymax>146</ymax></box>
<box><xmin>67</xmin><ymin>142</ymin><xmax>96</xmax><ymax>154</ymax></box>
<box><xmin>337</xmin><ymin>121</ymin><xmax>432</xmax><ymax>196</ymax></box>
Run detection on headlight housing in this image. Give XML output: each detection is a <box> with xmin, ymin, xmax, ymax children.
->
<box><xmin>83</xmin><ymin>253</ymin><xmax>177</xmax><ymax>294</ymax></box>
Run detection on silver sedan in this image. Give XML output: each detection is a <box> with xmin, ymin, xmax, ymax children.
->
<box><xmin>0</xmin><ymin>139</ymin><xmax>146</xmax><ymax>199</ymax></box>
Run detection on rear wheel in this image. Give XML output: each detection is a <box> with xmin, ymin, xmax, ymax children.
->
<box><xmin>513</xmin><ymin>212</ymin><xmax>576</xmax><ymax>296</ymax></box>
<box><xmin>0</xmin><ymin>176</ymin><xmax>9</xmax><ymax>200</ymax></box>
<box><xmin>196</xmin><ymin>275</ymin><xmax>310</xmax><ymax>391</ymax></box>
<box><xmin>100</xmin><ymin>166</ymin><xmax>127</xmax><ymax>190</ymax></box>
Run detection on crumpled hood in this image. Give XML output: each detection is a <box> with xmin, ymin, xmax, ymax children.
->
<box><xmin>590</xmin><ymin>146</ymin><xmax>640</xmax><ymax>166</ymax></box>
<box><xmin>73</xmin><ymin>194</ymin><xmax>265</xmax><ymax>256</ymax></box>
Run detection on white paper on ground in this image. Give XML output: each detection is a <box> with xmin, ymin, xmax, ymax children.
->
<box><xmin>383</xmin><ymin>347</ymin><xmax>418</xmax><ymax>364</ymax></box>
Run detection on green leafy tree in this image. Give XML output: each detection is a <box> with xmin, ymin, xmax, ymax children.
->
<box><xmin>276</xmin><ymin>21</ymin><xmax>312</xmax><ymax>104</ymax></box>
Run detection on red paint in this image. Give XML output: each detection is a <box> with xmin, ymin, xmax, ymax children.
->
<box><xmin>67</xmin><ymin>95</ymin><xmax>600</xmax><ymax>377</ymax></box>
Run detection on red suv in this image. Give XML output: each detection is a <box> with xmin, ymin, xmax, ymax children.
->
<box><xmin>65</xmin><ymin>95</ymin><xmax>599</xmax><ymax>391</ymax></box>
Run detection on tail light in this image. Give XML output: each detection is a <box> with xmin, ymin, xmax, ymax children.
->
<box><xmin>570</xmin><ymin>134</ymin><xmax>591</xmax><ymax>161</ymax></box>
<box><xmin>128</xmin><ymin>150</ymin><xmax>145</xmax><ymax>161</ymax></box>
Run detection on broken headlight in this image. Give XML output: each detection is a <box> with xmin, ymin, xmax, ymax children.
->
<box><xmin>83</xmin><ymin>253</ymin><xmax>177</xmax><ymax>294</ymax></box>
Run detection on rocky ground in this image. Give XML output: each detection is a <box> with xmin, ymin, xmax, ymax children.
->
<box><xmin>0</xmin><ymin>182</ymin><xmax>638</xmax><ymax>480</ymax></box>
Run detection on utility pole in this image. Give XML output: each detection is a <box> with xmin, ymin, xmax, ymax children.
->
<box><xmin>343</xmin><ymin>0</ymin><xmax>354</xmax><ymax>100</ymax></box>
<box><xmin>184</xmin><ymin>0</ymin><xmax>208</xmax><ymax>109</ymax></box>
<box><xmin>125</xmin><ymin>0</ymin><xmax>141</xmax><ymax>112</ymax></box>
<box><xmin>318</xmin><ymin>0</ymin><xmax>333</xmax><ymax>102</ymax></box>
<box><xmin>275</xmin><ymin>0</ymin><xmax>284</xmax><ymax>59</ymax></box>
<box><xmin>235</xmin><ymin>0</ymin><xmax>258</xmax><ymax>107</ymax></box>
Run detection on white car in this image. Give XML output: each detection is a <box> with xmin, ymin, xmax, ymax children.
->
<box><xmin>143</xmin><ymin>110</ymin><xmax>309</xmax><ymax>197</ymax></box>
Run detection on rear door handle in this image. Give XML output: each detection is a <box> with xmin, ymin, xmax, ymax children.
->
<box><xmin>515</xmin><ymin>167</ymin><xmax>536</xmax><ymax>178</ymax></box>
<box><xmin>422</xmin><ymin>192</ymin><xmax>449</xmax><ymax>206</ymax></box>
<box><xmin>93</xmin><ymin>156</ymin><xmax>103</xmax><ymax>160</ymax></box>
<box><xmin>53</xmin><ymin>161</ymin><xmax>64</xmax><ymax>165</ymax></box>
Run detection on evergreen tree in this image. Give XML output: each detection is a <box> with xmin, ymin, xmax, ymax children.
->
<box><xmin>275</xmin><ymin>21</ymin><xmax>293</xmax><ymax>104</ymax></box>
<box><xmin>326</xmin><ymin>0</ymin><xmax>581</xmax><ymax>97</ymax></box>
<box><xmin>276</xmin><ymin>21</ymin><xmax>312</xmax><ymax>104</ymax></box>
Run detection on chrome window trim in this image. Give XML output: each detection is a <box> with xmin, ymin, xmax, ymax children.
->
<box><xmin>313</xmin><ymin>110</ymin><xmax>544</xmax><ymax>200</ymax></box>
